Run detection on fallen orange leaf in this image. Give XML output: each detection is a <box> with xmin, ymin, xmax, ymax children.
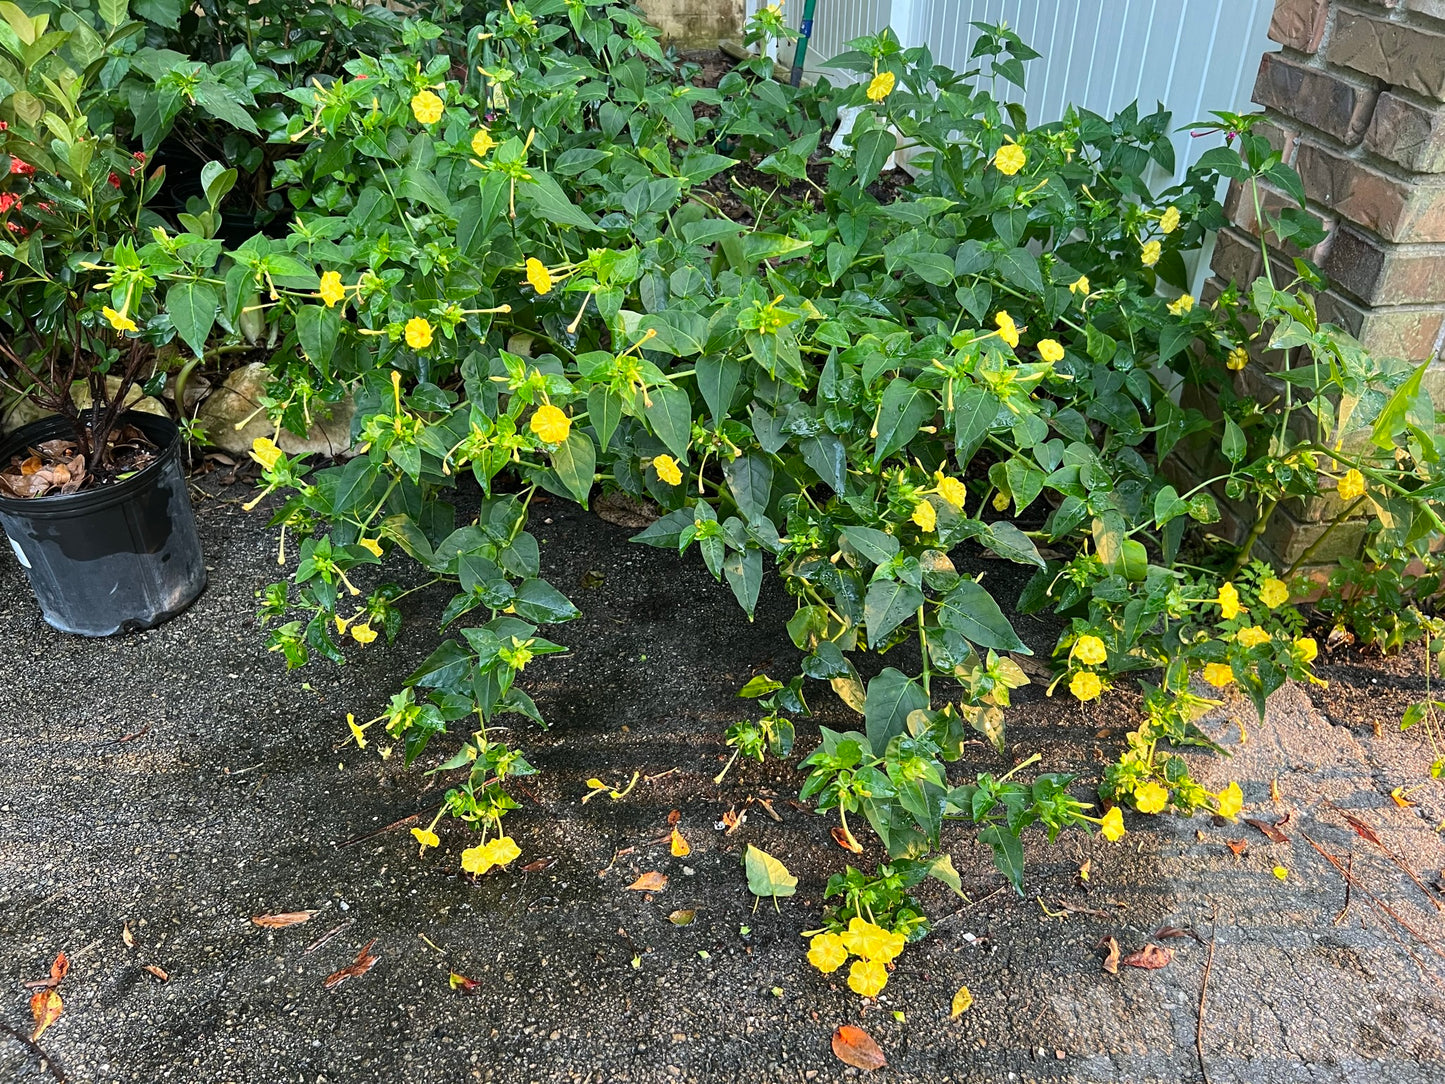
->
<box><xmin>670</xmin><ymin>828</ymin><xmax>690</xmax><ymax>857</ymax></box>
<box><xmin>324</xmin><ymin>939</ymin><xmax>380</xmax><ymax>990</ymax></box>
<box><xmin>628</xmin><ymin>871</ymin><xmax>668</xmax><ymax>892</ymax></box>
<box><xmin>832</xmin><ymin>1024</ymin><xmax>886</xmax><ymax>1071</ymax></box>
<box><xmin>30</xmin><ymin>988</ymin><xmax>62</xmax><ymax>1041</ymax></box>
<box><xmin>252</xmin><ymin>911</ymin><xmax>316</xmax><ymax>928</ymax></box>
<box><xmin>1122</xmin><ymin>943</ymin><xmax>1173</xmax><ymax>970</ymax></box>
<box><xmin>1390</xmin><ymin>786</ymin><xmax>1415</xmax><ymax>809</ymax></box>
<box><xmin>1101</xmin><ymin>935</ymin><xmax>1120</xmax><ymax>975</ymax></box>
<box><xmin>144</xmin><ymin>964</ymin><xmax>168</xmax><ymax>982</ymax></box>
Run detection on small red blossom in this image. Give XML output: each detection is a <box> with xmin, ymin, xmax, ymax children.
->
<box><xmin>133</xmin><ymin>151</ymin><xmax>146</xmax><ymax>162</ymax></box>
<box><xmin>9</xmin><ymin>156</ymin><xmax>35</xmax><ymax>177</ymax></box>
<box><xmin>0</xmin><ymin>192</ymin><xmax>19</xmax><ymax>213</ymax></box>
<box><xmin>0</xmin><ymin>120</ymin><xmax>8</xmax><ymax>130</ymax></box>
<box><xmin>6</xmin><ymin>221</ymin><xmax>28</xmax><ymax>235</ymax></box>
<box><xmin>108</xmin><ymin>172</ymin><xmax>122</xmax><ymax>188</ymax></box>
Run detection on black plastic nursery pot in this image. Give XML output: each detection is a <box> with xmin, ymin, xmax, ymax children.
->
<box><xmin>0</xmin><ymin>411</ymin><xmax>207</xmax><ymax>636</ymax></box>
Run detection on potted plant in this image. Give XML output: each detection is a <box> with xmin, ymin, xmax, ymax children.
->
<box><xmin>0</xmin><ymin>6</ymin><xmax>214</xmax><ymax>635</ymax></box>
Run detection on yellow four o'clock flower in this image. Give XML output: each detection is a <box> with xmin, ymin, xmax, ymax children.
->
<box><xmin>525</xmin><ymin>257</ymin><xmax>553</xmax><ymax>295</ymax></box>
<box><xmin>411</xmin><ymin>90</ymin><xmax>444</xmax><ymax>125</ymax></box>
<box><xmin>1100</xmin><ymin>806</ymin><xmax>1125</xmax><ymax>841</ymax></box>
<box><xmin>1236</xmin><ymin>625</ymin><xmax>1272</xmax><ymax>649</ymax></box>
<box><xmin>1071</xmin><ymin>635</ymin><xmax>1107</xmax><ymax>666</ymax></box>
<box><xmin>1259</xmin><ymin>578</ymin><xmax>1289</xmax><ymax>609</ymax></box>
<box><xmin>405</xmin><ymin>317</ymin><xmax>434</xmax><ymax>349</ymax></box>
<box><xmin>411</xmin><ymin>827</ymin><xmax>440</xmax><ymax>853</ymax></box>
<box><xmin>104</xmin><ymin>306</ymin><xmax>138</xmax><ymax>333</ymax></box>
<box><xmin>1337</xmin><ymin>468</ymin><xmax>1365</xmax><ymax>501</ymax></box>
<box><xmin>319</xmin><ymin>271</ymin><xmax>346</xmax><ymax>308</ymax></box>
<box><xmin>1037</xmin><ymin>338</ymin><xmax>1065</xmax><ymax>363</ymax></box>
<box><xmin>351</xmin><ymin>623</ymin><xmax>378</xmax><ymax>645</ymax></box>
<box><xmin>530</xmin><ymin>403</ymin><xmax>571</xmax><ymax>444</ymax></box>
<box><xmin>1217</xmin><ymin>782</ymin><xmax>1244</xmax><ymax>818</ymax></box>
<box><xmin>1215</xmin><ymin>582</ymin><xmax>1242</xmax><ymax>621</ymax></box>
<box><xmin>357</xmin><ymin>537</ymin><xmax>383</xmax><ymax>557</ymax></box>
<box><xmin>1227</xmin><ymin>346</ymin><xmax>1248</xmax><ymax>370</ymax></box>
<box><xmin>866</xmin><ymin>70</ymin><xmax>896</xmax><ymax>101</ymax></box>
<box><xmin>1293</xmin><ymin>636</ymin><xmax>1318</xmax><ymax>663</ymax></box>
<box><xmin>1140</xmin><ymin>240</ymin><xmax>1162</xmax><ymax>267</ymax></box>
<box><xmin>471</xmin><ymin>127</ymin><xmax>497</xmax><ymax>158</ymax></box>
<box><xmin>994</xmin><ymin>141</ymin><xmax>1026</xmax><ymax>175</ymax></box>
<box><xmin>912</xmin><ymin>499</ymin><xmax>937</xmax><ymax>532</ymax></box>
<box><xmin>807</xmin><ymin>933</ymin><xmax>848</xmax><ymax>974</ymax></box>
<box><xmin>1134</xmin><ymin>780</ymin><xmax>1169</xmax><ymax>814</ymax></box>
<box><xmin>994</xmin><ymin>310</ymin><xmax>1020</xmax><ymax>348</ymax></box>
<box><xmin>848</xmin><ymin>958</ymin><xmax>888</xmax><ymax>998</ymax></box>
<box><xmin>1167</xmin><ymin>293</ymin><xmax>1194</xmax><ymax>316</ymax></box>
<box><xmin>1202</xmin><ymin>662</ymin><xmax>1234</xmax><ymax>688</ymax></box>
<box><xmin>1069</xmin><ymin>274</ymin><xmax>1090</xmax><ymax>297</ymax></box>
<box><xmin>934</xmin><ymin>473</ymin><xmax>968</xmax><ymax>510</ymax></box>
<box><xmin>653</xmin><ymin>454</ymin><xmax>683</xmax><ymax>486</ymax></box>
<box><xmin>1159</xmin><ymin>206</ymin><xmax>1181</xmax><ymax>234</ymax></box>
<box><xmin>250</xmin><ymin>437</ymin><xmax>283</xmax><ymax>471</ymax></box>
<box><xmin>1070</xmin><ymin>670</ymin><xmax>1103</xmax><ymax>701</ymax></box>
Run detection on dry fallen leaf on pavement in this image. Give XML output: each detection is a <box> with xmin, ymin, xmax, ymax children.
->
<box><xmin>668</xmin><ymin>910</ymin><xmax>696</xmax><ymax>926</ymax></box>
<box><xmin>522</xmin><ymin>856</ymin><xmax>556</xmax><ymax>872</ymax></box>
<box><xmin>951</xmin><ymin>985</ymin><xmax>973</xmax><ymax>1018</ymax></box>
<box><xmin>832</xmin><ymin>1024</ymin><xmax>886</xmax><ymax>1070</ymax></box>
<box><xmin>25</xmin><ymin>952</ymin><xmax>69</xmax><ymax>991</ymax></box>
<box><xmin>252</xmin><ymin>911</ymin><xmax>317</xmax><ymax>928</ymax></box>
<box><xmin>1122</xmin><ymin>944</ymin><xmax>1173</xmax><ymax>970</ymax></box>
<box><xmin>667</xmin><ymin>809</ymin><xmax>680</xmax><ymax>826</ymax></box>
<box><xmin>324</xmin><ymin>939</ymin><xmax>380</xmax><ymax>990</ymax></box>
<box><xmin>1390</xmin><ymin>786</ymin><xmax>1416</xmax><ymax>809</ymax></box>
<box><xmin>1340</xmin><ymin>813</ymin><xmax>1383</xmax><ymax>847</ymax></box>
<box><xmin>1101</xmin><ymin>936</ymin><xmax>1120</xmax><ymax>975</ymax></box>
<box><xmin>144</xmin><ymin>965</ymin><xmax>169</xmax><ymax>982</ymax></box>
<box><xmin>30</xmin><ymin>988</ymin><xmax>62</xmax><ymax>1041</ymax></box>
<box><xmin>1155</xmin><ymin>926</ymin><xmax>1203</xmax><ymax>944</ymax></box>
<box><xmin>123</xmin><ymin>923</ymin><xmax>134</xmax><ymax>949</ymax></box>
<box><xmin>670</xmin><ymin>828</ymin><xmax>690</xmax><ymax>857</ymax></box>
<box><xmin>628</xmin><ymin>871</ymin><xmax>668</xmax><ymax>892</ymax></box>
<box><xmin>1226</xmin><ymin>838</ymin><xmax>1248</xmax><ymax>856</ymax></box>
<box><xmin>1244</xmin><ymin>817</ymin><xmax>1289</xmax><ymax>843</ymax></box>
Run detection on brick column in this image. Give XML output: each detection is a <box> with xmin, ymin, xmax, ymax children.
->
<box><xmin>1195</xmin><ymin>0</ymin><xmax>1445</xmax><ymax>570</ymax></box>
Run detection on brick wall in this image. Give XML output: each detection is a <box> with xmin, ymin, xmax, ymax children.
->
<box><xmin>1195</xmin><ymin>0</ymin><xmax>1445</xmax><ymax>570</ymax></box>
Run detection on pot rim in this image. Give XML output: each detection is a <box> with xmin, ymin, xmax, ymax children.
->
<box><xmin>0</xmin><ymin>410</ymin><xmax>179</xmax><ymax>516</ymax></box>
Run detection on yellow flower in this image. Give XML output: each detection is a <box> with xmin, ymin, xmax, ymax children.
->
<box><xmin>1037</xmin><ymin>339</ymin><xmax>1065</xmax><ymax>363</ymax></box>
<box><xmin>1140</xmin><ymin>240</ymin><xmax>1162</xmax><ymax>267</ymax></box>
<box><xmin>1202</xmin><ymin>662</ymin><xmax>1235</xmax><ymax>688</ymax></box>
<box><xmin>1159</xmin><ymin>206</ymin><xmax>1181</xmax><ymax>234</ymax></box>
<box><xmin>935</xmin><ymin>474</ymin><xmax>968</xmax><ymax>510</ymax></box>
<box><xmin>471</xmin><ymin>127</ymin><xmax>497</xmax><ymax>157</ymax></box>
<box><xmin>350</xmin><ymin>623</ymin><xmax>378</xmax><ymax>645</ymax></box>
<box><xmin>992</xmin><ymin>490</ymin><xmax>1010</xmax><ymax>511</ymax></box>
<box><xmin>1293</xmin><ymin>636</ymin><xmax>1318</xmax><ymax>663</ymax></box>
<box><xmin>1273</xmin><ymin>865</ymin><xmax>1289</xmax><ymax>881</ymax></box>
<box><xmin>1217</xmin><ymin>782</ymin><xmax>1244</xmax><ymax>819</ymax></box>
<box><xmin>250</xmin><ymin>437</ymin><xmax>283</xmax><ymax>471</ymax></box>
<box><xmin>994</xmin><ymin>310</ymin><xmax>1020</xmax><ymax>348</ymax></box>
<box><xmin>410</xmin><ymin>90</ymin><xmax>444</xmax><ymax>125</ymax></box>
<box><xmin>346</xmin><ymin>712</ymin><xmax>369</xmax><ymax>749</ymax></box>
<box><xmin>485</xmin><ymin>836</ymin><xmax>521</xmax><ymax>868</ymax></box>
<box><xmin>459</xmin><ymin>835</ymin><xmax>521</xmax><ymax>876</ymax></box>
<box><xmin>1070</xmin><ymin>670</ymin><xmax>1103</xmax><ymax>702</ymax></box>
<box><xmin>1069</xmin><ymin>275</ymin><xmax>1090</xmax><ymax>296</ymax></box>
<box><xmin>460</xmin><ymin>843</ymin><xmax>492</xmax><ymax>875</ymax></box>
<box><xmin>911</xmin><ymin>499</ymin><xmax>937</xmax><ymax>533</ymax></box>
<box><xmin>319</xmin><ymin>271</ymin><xmax>346</xmax><ymax>308</ymax></box>
<box><xmin>1134</xmin><ymin>780</ymin><xmax>1169</xmax><ymax>814</ymax></box>
<box><xmin>1216</xmin><ymin>582</ymin><xmax>1242</xmax><ymax>621</ymax></box>
<box><xmin>1337</xmin><ymin>468</ymin><xmax>1365</xmax><ymax>502</ymax></box>
<box><xmin>358</xmin><ymin>537</ymin><xmax>383</xmax><ymax>558</ymax></box>
<box><xmin>1259</xmin><ymin>578</ymin><xmax>1289</xmax><ymax>609</ymax></box>
<box><xmin>846</xmin><ymin>958</ymin><xmax>889</xmax><ymax>998</ymax></box>
<box><xmin>405</xmin><ymin>317</ymin><xmax>434</xmax><ymax>349</ymax></box>
<box><xmin>866</xmin><ymin>71</ymin><xmax>896</xmax><ymax>102</ymax></box>
<box><xmin>1167</xmin><ymin>293</ymin><xmax>1194</xmax><ymax>317</ymax></box>
<box><xmin>411</xmin><ymin>827</ymin><xmax>440</xmax><ymax>853</ymax></box>
<box><xmin>994</xmin><ymin>142</ymin><xmax>1026</xmax><ymax>176</ymax></box>
<box><xmin>530</xmin><ymin>403</ymin><xmax>571</xmax><ymax>444</ymax></box>
<box><xmin>840</xmin><ymin>917</ymin><xmax>905</xmax><ymax>963</ymax></box>
<box><xmin>806</xmin><ymin>932</ymin><xmax>849</xmax><ymax>974</ymax></box>
<box><xmin>1227</xmin><ymin>346</ymin><xmax>1248</xmax><ymax>371</ymax></box>
<box><xmin>653</xmin><ymin>454</ymin><xmax>683</xmax><ymax>486</ymax></box>
<box><xmin>1100</xmin><ymin>806</ymin><xmax>1125</xmax><ymax>842</ymax></box>
<box><xmin>1237</xmin><ymin>625</ymin><xmax>1272</xmax><ymax>649</ymax></box>
<box><xmin>525</xmin><ymin>257</ymin><xmax>553</xmax><ymax>295</ymax></box>
<box><xmin>1071</xmin><ymin>635</ymin><xmax>1107</xmax><ymax>667</ymax></box>
<box><xmin>103</xmin><ymin>306</ymin><xmax>138</xmax><ymax>333</ymax></box>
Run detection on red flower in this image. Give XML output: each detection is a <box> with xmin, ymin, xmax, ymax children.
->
<box><xmin>6</xmin><ymin>221</ymin><xmax>28</xmax><ymax>235</ymax></box>
<box><xmin>0</xmin><ymin>120</ymin><xmax>7</xmax><ymax>130</ymax></box>
<box><xmin>0</xmin><ymin>192</ymin><xmax>18</xmax><ymax>213</ymax></box>
<box><xmin>133</xmin><ymin>151</ymin><xmax>146</xmax><ymax>162</ymax></box>
<box><xmin>9</xmin><ymin>156</ymin><xmax>35</xmax><ymax>177</ymax></box>
<box><xmin>108</xmin><ymin>172</ymin><xmax>122</xmax><ymax>188</ymax></box>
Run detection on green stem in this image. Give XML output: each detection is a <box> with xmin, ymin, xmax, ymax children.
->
<box><xmin>1229</xmin><ymin>496</ymin><xmax>1278</xmax><ymax>574</ymax></box>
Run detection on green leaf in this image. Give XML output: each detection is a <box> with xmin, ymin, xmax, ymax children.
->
<box><xmin>696</xmin><ymin>356</ymin><xmax>740</xmax><ymax>422</ymax></box>
<box><xmin>551</xmin><ymin>430</ymin><xmax>596</xmax><ymax>506</ymax></box>
<box><xmin>165</xmin><ymin>281</ymin><xmax>217</xmax><ymax>358</ymax></box>
<box><xmin>841</xmin><ymin>525</ymin><xmax>898</xmax><ymax>566</ymax></box>
<box><xmin>743</xmin><ymin>844</ymin><xmax>797</xmax><ymax>899</ymax></box>
<box><xmin>587</xmin><ymin>387</ymin><xmax>623</xmax><ymax>452</ymax></box>
<box><xmin>1221</xmin><ymin>417</ymin><xmax>1246</xmax><ymax>464</ymax></box>
<box><xmin>865</xmin><ymin>667</ymin><xmax>928</xmax><ymax>757</ymax></box>
<box><xmin>953</xmin><ymin>384</ymin><xmax>997</xmax><ymax>463</ymax></box>
<box><xmin>644</xmin><ymin>384</ymin><xmax>692</xmax><ymax>460</ymax></box>
<box><xmin>296</xmin><ymin>304</ymin><xmax>339</xmax><ymax>364</ymax></box>
<box><xmin>979</xmin><ymin>824</ymin><xmax>1025</xmax><ymax>893</ymax></box>
<box><xmin>723</xmin><ymin>546</ymin><xmax>763</xmax><ymax>618</ymax></box>
<box><xmin>723</xmin><ymin>453</ymin><xmax>773</xmax><ymax>523</ymax></box>
<box><xmin>1371</xmin><ymin>359</ymin><xmax>1429</xmax><ymax>450</ymax></box>
<box><xmin>937</xmin><ymin>581</ymin><xmax>1028</xmax><ymax>653</ymax></box>
<box><xmin>511</xmin><ymin>579</ymin><xmax>580</xmax><ymax>624</ymax></box>
<box><xmin>519</xmin><ymin>170</ymin><xmax>596</xmax><ymax>231</ymax></box>
<box><xmin>873</xmin><ymin>378</ymin><xmax>934</xmax><ymax>464</ymax></box>
<box><xmin>99</xmin><ymin>0</ymin><xmax>127</xmax><ymax>26</ymax></box>
<box><xmin>865</xmin><ymin>579</ymin><xmax>924</xmax><ymax>648</ymax></box>
<box><xmin>854</xmin><ymin>128</ymin><xmax>894</xmax><ymax>189</ymax></box>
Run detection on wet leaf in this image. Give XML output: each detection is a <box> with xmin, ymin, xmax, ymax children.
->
<box><xmin>1101</xmin><ymin>936</ymin><xmax>1120</xmax><ymax>975</ymax></box>
<box><xmin>667</xmin><ymin>910</ymin><xmax>696</xmax><ymax>926</ymax></box>
<box><xmin>323</xmin><ymin>939</ymin><xmax>379</xmax><ymax>990</ymax></box>
<box><xmin>1244</xmin><ymin>817</ymin><xmax>1289</xmax><ymax>843</ymax></box>
<box><xmin>743</xmin><ymin>844</ymin><xmax>797</xmax><ymax>899</ymax></box>
<box><xmin>670</xmin><ymin>828</ymin><xmax>690</xmax><ymax>857</ymax></box>
<box><xmin>950</xmin><ymin>985</ymin><xmax>973</xmax><ymax>1018</ymax></box>
<box><xmin>628</xmin><ymin>871</ymin><xmax>668</xmax><ymax>892</ymax></box>
<box><xmin>449</xmin><ymin>972</ymin><xmax>480</xmax><ymax>993</ymax></box>
<box><xmin>252</xmin><ymin>910</ymin><xmax>317</xmax><ymax>928</ymax></box>
<box><xmin>831</xmin><ymin>1024</ymin><xmax>886</xmax><ymax>1071</ymax></box>
<box><xmin>1226</xmin><ymin>838</ymin><xmax>1248</xmax><ymax>856</ymax></box>
<box><xmin>143</xmin><ymin>964</ymin><xmax>168</xmax><ymax>982</ymax></box>
<box><xmin>1122</xmin><ymin>943</ymin><xmax>1173</xmax><ymax>970</ymax></box>
<box><xmin>30</xmin><ymin>988</ymin><xmax>62</xmax><ymax>1041</ymax></box>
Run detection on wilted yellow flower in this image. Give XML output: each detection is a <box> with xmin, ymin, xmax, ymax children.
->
<box><xmin>471</xmin><ymin>127</ymin><xmax>497</xmax><ymax>157</ymax></box>
<box><xmin>1140</xmin><ymin>240</ymin><xmax>1162</xmax><ymax>267</ymax></box>
<box><xmin>1167</xmin><ymin>293</ymin><xmax>1194</xmax><ymax>316</ymax></box>
<box><xmin>992</xmin><ymin>490</ymin><xmax>1010</xmax><ymax>511</ymax></box>
<box><xmin>346</xmin><ymin>712</ymin><xmax>369</xmax><ymax>749</ymax></box>
<box><xmin>1071</xmin><ymin>635</ymin><xmax>1107</xmax><ymax>667</ymax></box>
<box><xmin>358</xmin><ymin>537</ymin><xmax>383</xmax><ymax>557</ymax></box>
<box><xmin>525</xmin><ymin>257</ymin><xmax>553</xmax><ymax>295</ymax></box>
<box><xmin>911</xmin><ymin>499</ymin><xmax>936</xmax><ymax>533</ymax></box>
<box><xmin>411</xmin><ymin>827</ymin><xmax>440</xmax><ymax>853</ymax></box>
<box><xmin>807</xmin><ymin>932</ymin><xmax>848</xmax><ymax>974</ymax></box>
<box><xmin>1259</xmin><ymin>578</ymin><xmax>1289</xmax><ymax>609</ymax></box>
<box><xmin>1100</xmin><ymin>806</ymin><xmax>1125</xmax><ymax>842</ymax></box>
<box><xmin>1070</xmin><ymin>670</ymin><xmax>1103</xmax><ymax>702</ymax></box>
<box><xmin>1159</xmin><ymin>206</ymin><xmax>1181</xmax><ymax>234</ymax></box>
<box><xmin>1227</xmin><ymin>346</ymin><xmax>1248</xmax><ymax>370</ymax></box>
<box><xmin>319</xmin><ymin>271</ymin><xmax>346</xmax><ymax>308</ymax></box>
<box><xmin>1236</xmin><ymin>625</ymin><xmax>1272</xmax><ymax>649</ymax></box>
<box><xmin>1216</xmin><ymin>582</ymin><xmax>1242</xmax><ymax>621</ymax></box>
<box><xmin>847</xmin><ymin>958</ymin><xmax>889</xmax><ymax>998</ymax></box>
<box><xmin>1037</xmin><ymin>338</ymin><xmax>1065</xmax><ymax>363</ymax></box>
<box><xmin>866</xmin><ymin>71</ymin><xmax>896</xmax><ymax>102</ymax></box>
<box><xmin>935</xmin><ymin>474</ymin><xmax>968</xmax><ymax>510</ymax></box>
<box><xmin>250</xmin><ymin>437</ymin><xmax>283</xmax><ymax>471</ymax></box>
<box><xmin>1202</xmin><ymin>662</ymin><xmax>1235</xmax><ymax>688</ymax></box>
<box><xmin>405</xmin><ymin>317</ymin><xmax>434</xmax><ymax>349</ymax></box>
<box><xmin>103</xmin><ymin>306</ymin><xmax>138</xmax><ymax>333</ymax></box>
<box><xmin>841</xmin><ymin>917</ymin><xmax>905</xmax><ymax>963</ymax></box>
<box><xmin>1293</xmin><ymin>636</ymin><xmax>1318</xmax><ymax>663</ymax></box>
<box><xmin>653</xmin><ymin>454</ymin><xmax>683</xmax><ymax>486</ymax></box>
<box><xmin>1069</xmin><ymin>275</ymin><xmax>1090</xmax><ymax>296</ymax></box>
<box><xmin>994</xmin><ymin>142</ymin><xmax>1026</xmax><ymax>176</ymax></box>
<box><xmin>1337</xmin><ymin>468</ymin><xmax>1365</xmax><ymax>502</ymax></box>
<box><xmin>410</xmin><ymin>90</ymin><xmax>444</xmax><ymax>124</ymax></box>
<box><xmin>350</xmin><ymin>623</ymin><xmax>378</xmax><ymax>645</ymax></box>
<box><xmin>1134</xmin><ymin>781</ymin><xmax>1169</xmax><ymax>814</ymax></box>
<box><xmin>530</xmin><ymin>403</ymin><xmax>571</xmax><ymax>444</ymax></box>
<box><xmin>1217</xmin><ymin>782</ymin><xmax>1244</xmax><ymax>818</ymax></box>
<box><xmin>994</xmin><ymin>310</ymin><xmax>1020</xmax><ymax>348</ymax></box>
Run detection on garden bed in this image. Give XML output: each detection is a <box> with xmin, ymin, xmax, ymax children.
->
<box><xmin>1</xmin><ymin>476</ymin><xmax>1442</xmax><ymax>1084</ymax></box>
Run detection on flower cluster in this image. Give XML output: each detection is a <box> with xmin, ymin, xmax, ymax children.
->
<box><xmin>806</xmin><ymin>917</ymin><xmax>906</xmax><ymax>998</ymax></box>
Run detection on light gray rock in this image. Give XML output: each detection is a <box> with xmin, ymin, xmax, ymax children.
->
<box><xmin>195</xmin><ymin>362</ymin><xmax>355</xmax><ymax>458</ymax></box>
